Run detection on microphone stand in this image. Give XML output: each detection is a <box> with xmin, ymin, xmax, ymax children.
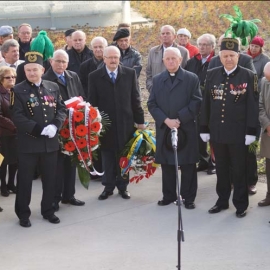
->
<box><xmin>172</xmin><ymin>138</ymin><xmax>185</xmax><ymax>270</ymax></box>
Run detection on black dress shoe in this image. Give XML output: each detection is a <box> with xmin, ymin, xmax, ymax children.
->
<box><xmin>19</xmin><ymin>219</ymin><xmax>31</xmax><ymax>228</ymax></box>
<box><xmin>185</xmin><ymin>202</ymin><xmax>196</xmax><ymax>209</ymax></box>
<box><xmin>43</xmin><ymin>214</ymin><xmax>60</xmax><ymax>224</ymax></box>
<box><xmin>208</xmin><ymin>205</ymin><xmax>229</xmax><ymax>214</ymax></box>
<box><xmin>98</xmin><ymin>191</ymin><xmax>113</xmax><ymax>200</ymax></box>
<box><xmin>0</xmin><ymin>207</ymin><xmax>3</xmax><ymax>212</ymax></box>
<box><xmin>118</xmin><ymin>190</ymin><xmax>131</xmax><ymax>199</ymax></box>
<box><xmin>62</xmin><ymin>196</ymin><xmax>85</xmax><ymax>206</ymax></box>
<box><xmin>1</xmin><ymin>190</ymin><xmax>9</xmax><ymax>197</ymax></box>
<box><xmin>157</xmin><ymin>199</ymin><xmax>174</xmax><ymax>206</ymax></box>
<box><xmin>207</xmin><ymin>168</ymin><xmax>216</xmax><ymax>175</ymax></box>
<box><xmin>236</xmin><ymin>210</ymin><xmax>247</xmax><ymax>218</ymax></box>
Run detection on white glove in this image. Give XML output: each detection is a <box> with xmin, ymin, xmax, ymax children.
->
<box><xmin>200</xmin><ymin>133</ymin><xmax>210</xmax><ymax>142</ymax></box>
<box><xmin>245</xmin><ymin>135</ymin><xmax>256</xmax><ymax>145</ymax></box>
<box><xmin>41</xmin><ymin>125</ymin><xmax>57</xmax><ymax>138</ymax></box>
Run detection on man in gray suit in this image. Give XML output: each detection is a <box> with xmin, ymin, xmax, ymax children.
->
<box><xmin>43</xmin><ymin>49</ymin><xmax>86</xmax><ymax>211</ymax></box>
<box><xmin>146</xmin><ymin>25</ymin><xmax>190</xmax><ymax>92</ymax></box>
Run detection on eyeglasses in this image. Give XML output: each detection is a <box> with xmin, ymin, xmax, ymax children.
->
<box><xmin>104</xmin><ymin>56</ymin><xmax>119</xmax><ymax>60</ymax></box>
<box><xmin>3</xmin><ymin>76</ymin><xmax>16</xmax><ymax>79</ymax></box>
<box><xmin>19</xmin><ymin>32</ymin><xmax>31</xmax><ymax>35</ymax></box>
<box><xmin>53</xmin><ymin>60</ymin><xmax>68</xmax><ymax>64</ymax></box>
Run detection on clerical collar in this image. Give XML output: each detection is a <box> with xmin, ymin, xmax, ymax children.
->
<box><xmin>168</xmin><ymin>67</ymin><xmax>180</xmax><ymax>77</ymax></box>
<box><xmin>224</xmin><ymin>66</ymin><xmax>237</xmax><ymax>75</ymax></box>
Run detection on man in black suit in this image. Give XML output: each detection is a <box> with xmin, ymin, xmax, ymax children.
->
<box><xmin>208</xmin><ymin>34</ymin><xmax>259</xmax><ymax>196</ymax></box>
<box><xmin>88</xmin><ymin>46</ymin><xmax>146</xmax><ymax>200</ymax></box>
<box><xmin>12</xmin><ymin>51</ymin><xmax>67</xmax><ymax>227</ymax></box>
<box><xmin>43</xmin><ymin>49</ymin><xmax>86</xmax><ymax>211</ymax></box>
<box><xmin>200</xmin><ymin>38</ymin><xmax>259</xmax><ymax>218</ymax></box>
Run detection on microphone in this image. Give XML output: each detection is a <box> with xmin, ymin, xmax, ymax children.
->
<box><xmin>171</xmin><ymin>127</ymin><xmax>178</xmax><ymax>149</ymax></box>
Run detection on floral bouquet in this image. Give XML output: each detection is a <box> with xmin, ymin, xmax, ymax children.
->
<box><xmin>119</xmin><ymin>129</ymin><xmax>159</xmax><ymax>183</ymax></box>
<box><xmin>59</xmin><ymin>96</ymin><xmax>109</xmax><ymax>189</ymax></box>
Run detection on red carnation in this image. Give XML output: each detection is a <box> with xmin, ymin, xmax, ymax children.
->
<box><xmin>60</xmin><ymin>128</ymin><xmax>70</xmax><ymax>139</ymax></box>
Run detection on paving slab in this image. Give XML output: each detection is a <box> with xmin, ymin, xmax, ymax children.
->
<box><xmin>0</xmin><ymin>168</ymin><xmax>270</xmax><ymax>270</ymax></box>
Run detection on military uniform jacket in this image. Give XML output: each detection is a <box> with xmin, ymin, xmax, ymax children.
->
<box><xmin>200</xmin><ymin>66</ymin><xmax>259</xmax><ymax>144</ymax></box>
<box><xmin>12</xmin><ymin>80</ymin><xmax>67</xmax><ymax>153</ymax></box>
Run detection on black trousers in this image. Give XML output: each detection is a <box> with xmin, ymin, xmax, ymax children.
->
<box><xmin>55</xmin><ymin>151</ymin><xmax>76</xmax><ymax>203</ymax></box>
<box><xmin>161</xmin><ymin>163</ymin><xmax>197</xmax><ymax>203</ymax></box>
<box><xmin>101</xmin><ymin>150</ymin><xmax>129</xmax><ymax>192</ymax></box>
<box><xmin>15</xmin><ymin>151</ymin><xmax>57</xmax><ymax>219</ymax></box>
<box><xmin>0</xmin><ymin>163</ymin><xmax>17</xmax><ymax>190</ymax></box>
<box><xmin>212</xmin><ymin>142</ymin><xmax>248</xmax><ymax>212</ymax></box>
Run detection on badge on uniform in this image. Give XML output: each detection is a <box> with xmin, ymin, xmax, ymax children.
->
<box><xmin>29</xmin><ymin>94</ymin><xmax>39</xmax><ymax>107</ymax></box>
<box><xmin>44</xmin><ymin>95</ymin><xmax>56</xmax><ymax>107</ymax></box>
<box><xmin>211</xmin><ymin>84</ymin><xmax>224</xmax><ymax>100</ymax></box>
<box><xmin>229</xmin><ymin>83</ymin><xmax>247</xmax><ymax>103</ymax></box>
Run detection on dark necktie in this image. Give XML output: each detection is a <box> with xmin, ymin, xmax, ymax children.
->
<box><xmin>110</xmin><ymin>72</ymin><xmax>116</xmax><ymax>84</ymax></box>
<box><xmin>10</xmin><ymin>64</ymin><xmax>16</xmax><ymax>69</ymax></box>
<box><xmin>59</xmin><ymin>74</ymin><xmax>66</xmax><ymax>85</ymax></box>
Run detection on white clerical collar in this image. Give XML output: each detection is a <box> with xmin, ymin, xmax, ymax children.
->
<box><xmin>224</xmin><ymin>66</ymin><xmax>237</xmax><ymax>75</ymax></box>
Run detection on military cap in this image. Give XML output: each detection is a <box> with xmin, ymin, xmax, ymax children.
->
<box><xmin>113</xmin><ymin>28</ymin><xmax>130</xmax><ymax>41</ymax></box>
<box><xmin>64</xmin><ymin>29</ymin><xmax>76</xmax><ymax>37</ymax></box>
<box><xmin>220</xmin><ymin>38</ymin><xmax>239</xmax><ymax>52</ymax></box>
<box><xmin>0</xmin><ymin>25</ymin><xmax>13</xmax><ymax>36</ymax></box>
<box><xmin>25</xmin><ymin>51</ymin><xmax>44</xmax><ymax>66</ymax></box>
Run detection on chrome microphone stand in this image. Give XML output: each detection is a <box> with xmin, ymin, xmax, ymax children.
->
<box><xmin>171</xmin><ymin>128</ymin><xmax>185</xmax><ymax>270</ymax></box>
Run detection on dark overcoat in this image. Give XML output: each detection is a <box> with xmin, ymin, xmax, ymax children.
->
<box><xmin>88</xmin><ymin>65</ymin><xmax>145</xmax><ymax>151</ymax></box>
<box><xmin>12</xmin><ymin>80</ymin><xmax>67</xmax><ymax>153</ymax></box>
<box><xmin>67</xmin><ymin>46</ymin><xmax>93</xmax><ymax>75</ymax></box>
<box><xmin>42</xmin><ymin>67</ymin><xmax>86</xmax><ymax>101</ymax></box>
<box><xmin>147</xmin><ymin>68</ymin><xmax>202</xmax><ymax>165</ymax></box>
<box><xmin>79</xmin><ymin>57</ymin><xmax>104</xmax><ymax>99</ymax></box>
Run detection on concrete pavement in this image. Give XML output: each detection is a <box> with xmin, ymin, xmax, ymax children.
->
<box><xmin>0</xmin><ymin>169</ymin><xmax>270</xmax><ymax>270</ymax></box>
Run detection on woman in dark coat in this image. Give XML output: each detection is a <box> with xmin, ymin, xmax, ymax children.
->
<box><xmin>0</xmin><ymin>66</ymin><xmax>18</xmax><ymax>197</ymax></box>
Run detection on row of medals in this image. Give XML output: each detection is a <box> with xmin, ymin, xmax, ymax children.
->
<box><xmin>212</xmin><ymin>84</ymin><xmax>224</xmax><ymax>100</ymax></box>
<box><xmin>29</xmin><ymin>94</ymin><xmax>55</xmax><ymax>107</ymax></box>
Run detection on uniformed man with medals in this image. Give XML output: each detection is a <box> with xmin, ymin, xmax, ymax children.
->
<box><xmin>11</xmin><ymin>51</ymin><xmax>67</xmax><ymax>227</ymax></box>
<box><xmin>200</xmin><ymin>38</ymin><xmax>259</xmax><ymax>218</ymax></box>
